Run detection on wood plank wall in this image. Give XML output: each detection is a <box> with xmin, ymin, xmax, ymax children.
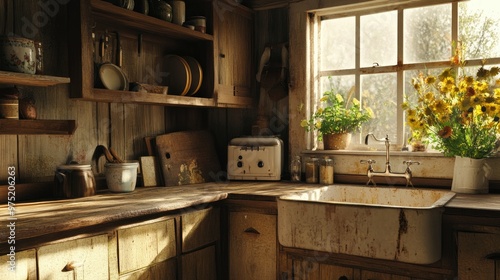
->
<box><xmin>0</xmin><ymin>0</ymin><xmax>291</xmax><ymax>197</ymax></box>
<box><xmin>0</xmin><ymin>0</ymin><xmax>208</xmax><ymax>187</ymax></box>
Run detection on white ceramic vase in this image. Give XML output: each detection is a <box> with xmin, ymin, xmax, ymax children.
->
<box><xmin>451</xmin><ymin>156</ymin><xmax>489</xmax><ymax>194</ymax></box>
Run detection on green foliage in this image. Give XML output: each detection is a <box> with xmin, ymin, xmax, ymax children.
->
<box><xmin>301</xmin><ymin>87</ymin><xmax>373</xmax><ymax>138</ymax></box>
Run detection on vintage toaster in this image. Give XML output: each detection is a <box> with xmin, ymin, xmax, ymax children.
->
<box><xmin>227</xmin><ymin>136</ymin><xmax>283</xmax><ymax>181</ymax></box>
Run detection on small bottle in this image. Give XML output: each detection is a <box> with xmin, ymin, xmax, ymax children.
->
<box><xmin>34</xmin><ymin>41</ymin><xmax>43</xmax><ymax>74</ymax></box>
<box><xmin>319</xmin><ymin>158</ymin><xmax>334</xmax><ymax>184</ymax></box>
<box><xmin>290</xmin><ymin>155</ymin><xmax>301</xmax><ymax>182</ymax></box>
<box><xmin>305</xmin><ymin>158</ymin><xmax>319</xmax><ymax>183</ymax></box>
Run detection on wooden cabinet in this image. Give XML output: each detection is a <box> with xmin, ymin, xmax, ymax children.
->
<box><xmin>180</xmin><ymin>206</ymin><xmax>221</xmax><ymax>279</ymax></box>
<box><xmin>116</xmin><ymin>218</ymin><xmax>177</xmax><ymax>278</ymax></box>
<box><xmin>0</xmin><ymin>248</ymin><xmax>36</xmax><ymax>280</ymax></box>
<box><xmin>229</xmin><ymin>211</ymin><xmax>277</xmax><ymax>280</ymax></box>
<box><xmin>457</xmin><ymin>231</ymin><xmax>500</xmax><ymax>280</ymax></box>
<box><xmin>68</xmin><ymin>0</ymin><xmax>254</xmax><ymax>108</ymax></box>
<box><xmin>37</xmin><ymin>234</ymin><xmax>109</xmax><ymax>279</ymax></box>
<box><xmin>214</xmin><ymin>0</ymin><xmax>255</xmax><ymax>107</ymax></box>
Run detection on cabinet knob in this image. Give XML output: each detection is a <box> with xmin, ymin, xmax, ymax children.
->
<box><xmin>338</xmin><ymin>276</ymin><xmax>349</xmax><ymax>280</ymax></box>
<box><xmin>243</xmin><ymin>227</ymin><xmax>260</xmax><ymax>235</ymax></box>
<box><xmin>486</xmin><ymin>252</ymin><xmax>500</xmax><ymax>260</ymax></box>
<box><xmin>63</xmin><ymin>261</ymin><xmax>84</xmax><ymax>271</ymax></box>
<box><xmin>220</xmin><ymin>53</ymin><xmax>226</xmax><ymax>58</ymax></box>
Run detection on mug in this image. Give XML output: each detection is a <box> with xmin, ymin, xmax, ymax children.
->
<box><xmin>54</xmin><ymin>164</ymin><xmax>96</xmax><ymax>198</ymax></box>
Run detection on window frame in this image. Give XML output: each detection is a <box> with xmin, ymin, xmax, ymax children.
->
<box><xmin>307</xmin><ymin>0</ymin><xmax>500</xmax><ymax>151</ymax></box>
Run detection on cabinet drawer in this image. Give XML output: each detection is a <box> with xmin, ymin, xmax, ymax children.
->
<box><xmin>229</xmin><ymin>212</ymin><xmax>276</xmax><ymax>280</ymax></box>
<box><xmin>118</xmin><ymin>218</ymin><xmax>176</xmax><ymax>274</ymax></box>
<box><xmin>0</xmin><ymin>249</ymin><xmax>36</xmax><ymax>280</ymax></box>
<box><xmin>182</xmin><ymin>207</ymin><xmax>220</xmax><ymax>252</ymax></box>
<box><xmin>119</xmin><ymin>258</ymin><xmax>176</xmax><ymax>280</ymax></box>
<box><xmin>38</xmin><ymin>234</ymin><xmax>109</xmax><ymax>280</ymax></box>
<box><xmin>458</xmin><ymin>231</ymin><xmax>500</xmax><ymax>279</ymax></box>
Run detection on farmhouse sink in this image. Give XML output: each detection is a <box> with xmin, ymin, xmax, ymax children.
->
<box><xmin>277</xmin><ymin>184</ymin><xmax>456</xmax><ymax>264</ymax></box>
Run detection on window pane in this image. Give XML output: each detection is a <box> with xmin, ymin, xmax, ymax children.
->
<box><xmin>320</xmin><ymin>17</ymin><xmax>356</xmax><ymax>70</ymax></box>
<box><xmin>360</xmin><ymin>11</ymin><xmax>397</xmax><ymax>67</ymax></box>
<box><xmin>361</xmin><ymin>73</ymin><xmax>397</xmax><ymax>142</ymax></box>
<box><xmin>404</xmin><ymin>4</ymin><xmax>451</xmax><ymax>63</ymax></box>
<box><xmin>459</xmin><ymin>0</ymin><xmax>500</xmax><ymax>59</ymax></box>
<box><xmin>319</xmin><ymin>75</ymin><xmax>355</xmax><ymax>97</ymax></box>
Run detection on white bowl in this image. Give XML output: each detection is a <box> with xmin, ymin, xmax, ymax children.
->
<box><xmin>105</xmin><ymin>161</ymin><xmax>139</xmax><ymax>193</ymax></box>
<box><xmin>0</xmin><ymin>36</ymin><xmax>36</xmax><ymax>74</ymax></box>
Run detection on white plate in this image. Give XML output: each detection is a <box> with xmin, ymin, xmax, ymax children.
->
<box><xmin>99</xmin><ymin>63</ymin><xmax>127</xmax><ymax>91</ymax></box>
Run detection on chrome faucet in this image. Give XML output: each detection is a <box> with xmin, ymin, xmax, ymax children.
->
<box><xmin>360</xmin><ymin>133</ymin><xmax>420</xmax><ymax>187</ymax></box>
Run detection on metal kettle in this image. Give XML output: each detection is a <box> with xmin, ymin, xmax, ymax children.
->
<box><xmin>54</xmin><ymin>164</ymin><xmax>96</xmax><ymax>198</ymax></box>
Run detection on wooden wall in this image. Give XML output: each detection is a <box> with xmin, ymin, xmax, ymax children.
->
<box><xmin>0</xmin><ymin>1</ymin><xmax>291</xmax><ymax>199</ymax></box>
<box><xmin>0</xmin><ymin>1</ymin><xmax>211</xmax><ymax>188</ymax></box>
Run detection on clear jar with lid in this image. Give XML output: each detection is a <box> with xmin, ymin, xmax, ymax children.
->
<box><xmin>319</xmin><ymin>158</ymin><xmax>334</xmax><ymax>184</ymax></box>
<box><xmin>290</xmin><ymin>155</ymin><xmax>302</xmax><ymax>182</ymax></box>
<box><xmin>305</xmin><ymin>158</ymin><xmax>319</xmax><ymax>183</ymax></box>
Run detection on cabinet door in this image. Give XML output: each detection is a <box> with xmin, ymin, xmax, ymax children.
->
<box><xmin>181</xmin><ymin>245</ymin><xmax>218</xmax><ymax>280</ymax></box>
<box><xmin>117</xmin><ymin>218</ymin><xmax>176</xmax><ymax>275</ymax></box>
<box><xmin>182</xmin><ymin>207</ymin><xmax>220</xmax><ymax>253</ymax></box>
<box><xmin>290</xmin><ymin>259</ymin><xmax>354</xmax><ymax>280</ymax></box>
<box><xmin>215</xmin><ymin>1</ymin><xmax>254</xmax><ymax>106</ymax></box>
<box><xmin>0</xmin><ymin>249</ymin><xmax>36</xmax><ymax>280</ymax></box>
<box><xmin>229</xmin><ymin>211</ymin><xmax>276</xmax><ymax>280</ymax></box>
<box><xmin>38</xmin><ymin>234</ymin><xmax>109</xmax><ymax>280</ymax></box>
<box><xmin>458</xmin><ymin>232</ymin><xmax>500</xmax><ymax>280</ymax></box>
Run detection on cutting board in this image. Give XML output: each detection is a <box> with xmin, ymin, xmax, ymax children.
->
<box><xmin>156</xmin><ymin>130</ymin><xmax>221</xmax><ymax>187</ymax></box>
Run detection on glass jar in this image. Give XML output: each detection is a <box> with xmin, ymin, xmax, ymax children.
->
<box><xmin>319</xmin><ymin>158</ymin><xmax>334</xmax><ymax>184</ymax></box>
<box><xmin>305</xmin><ymin>158</ymin><xmax>318</xmax><ymax>183</ymax></box>
<box><xmin>290</xmin><ymin>155</ymin><xmax>301</xmax><ymax>182</ymax></box>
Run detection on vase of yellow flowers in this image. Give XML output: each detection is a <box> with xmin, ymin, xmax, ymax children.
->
<box><xmin>403</xmin><ymin>44</ymin><xmax>500</xmax><ymax>193</ymax></box>
<box><xmin>301</xmin><ymin>87</ymin><xmax>373</xmax><ymax>150</ymax></box>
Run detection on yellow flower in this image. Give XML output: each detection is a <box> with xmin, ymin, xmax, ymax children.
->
<box><xmin>300</xmin><ymin>119</ymin><xmax>309</xmax><ymax>128</ymax></box>
<box><xmin>315</xmin><ymin>121</ymin><xmax>321</xmax><ymax>129</ymax></box>
<box><xmin>352</xmin><ymin>98</ymin><xmax>360</xmax><ymax>106</ymax></box>
<box><xmin>335</xmin><ymin>93</ymin><xmax>344</xmax><ymax>103</ymax></box>
<box><xmin>425</xmin><ymin>76</ymin><xmax>436</xmax><ymax>84</ymax></box>
<box><xmin>365</xmin><ymin>107</ymin><xmax>374</xmax><ymax>118</ymax></box>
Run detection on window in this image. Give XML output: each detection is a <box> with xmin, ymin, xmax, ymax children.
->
<box><xmin>311</xmin><ymin>0</ymin><xmax>500</xmax><ymax>149</ymax></box>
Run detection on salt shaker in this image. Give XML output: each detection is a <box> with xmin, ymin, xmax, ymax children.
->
<box><xmin>290</xmin><ymin>155</ymin><xmax>301</xmax><ymax>182</ymax></box>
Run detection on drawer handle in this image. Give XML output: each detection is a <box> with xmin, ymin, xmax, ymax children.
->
<box><xmin>244</xmin><ymin>227</ymin><xmax>260</xmax><ymax>235</ymax></box>
<box><xmin>63</xmin><ymin>261</ymin><xmax>84</xmax><ymax>271</ymax></box>
<box><xmin>486</xmin><ymin>253</ymin><xmax>500</xmax><ymax>260</ymax></box>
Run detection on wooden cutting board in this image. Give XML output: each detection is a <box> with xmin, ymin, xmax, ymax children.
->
<box><xmin>156</xmin><ymin>130</ymin><xmax>221</xmax><ymax>187</ymax></box>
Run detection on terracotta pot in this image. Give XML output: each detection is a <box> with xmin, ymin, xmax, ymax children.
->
<box><xmin>323</xmin><ymin>133</ymin><xmax>351</xmax><ymax>150</ymax></box>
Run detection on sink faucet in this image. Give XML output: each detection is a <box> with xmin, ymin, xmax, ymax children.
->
<box><xmin>361</xmin><ymin>133</ymin><xmax>420</xmax><ymax>187</ymax></box>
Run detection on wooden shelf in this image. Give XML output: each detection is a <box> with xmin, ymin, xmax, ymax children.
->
<box><xmin>91</xmin><ymin>0</ymin><xmax>214</xmax><ymax>42</ymax></box>
<box><xmin>81</xmin><ymin>88</ymin><xmax>217</xmax><ymax>107</ymax></box>
<box><xmin>0</xmin><ymin>119</ymin><xmax>76</xmax><ymax>135</ymax></box>
<box><xmin>0</xmin><ymin>71</ymin><xmax>70</xmax><ymax>87</ymax></box>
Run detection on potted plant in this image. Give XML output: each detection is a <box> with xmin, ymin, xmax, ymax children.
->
<box><xmin>403</xmin><ymin>43</ymin><xmax>500</xmax><ymax>193</ymax></box>
<box><xmin>301</xmin><ymin>86</ymin><xmax>373</xmax><ymax>149</ymax></box>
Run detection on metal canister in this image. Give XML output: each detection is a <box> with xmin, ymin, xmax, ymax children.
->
<box><xmin>54</xmin><ymin>164</ymin><xmax>96</xmax><ymax>198</ymax></box>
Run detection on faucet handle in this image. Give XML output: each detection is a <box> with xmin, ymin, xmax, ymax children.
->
<box><xmin>360</xmin><ymin>159</ymin><xmax>376</xmax><ymax>165</ymax></box>
<box><xmin>403</xmin><ymin>160</ymin><xmax>421</xmax><ymax>167</ymax></box>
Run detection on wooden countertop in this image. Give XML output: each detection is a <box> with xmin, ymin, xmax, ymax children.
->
<box><xmin>2</xmin><ymin>182</ymin><xmax>499</xmax><ymax>248</ymax></box>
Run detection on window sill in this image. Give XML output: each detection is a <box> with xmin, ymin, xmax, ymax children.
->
<box><xmin>301</xmin><ymin>149</ymin><xmax>444</xmax><ymax>158</ymax></box>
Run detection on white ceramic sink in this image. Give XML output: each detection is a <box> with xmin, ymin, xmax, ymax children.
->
<box><xmin>277</xmin><ymin>184</ymin><xmax>455</xmax><ymax>264</ymax></box>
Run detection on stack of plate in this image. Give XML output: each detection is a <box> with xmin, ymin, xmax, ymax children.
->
<box><xmin>162</xmin><ymin>55</ymin><xmax>203</xmax><ymax>96</ymax></box>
